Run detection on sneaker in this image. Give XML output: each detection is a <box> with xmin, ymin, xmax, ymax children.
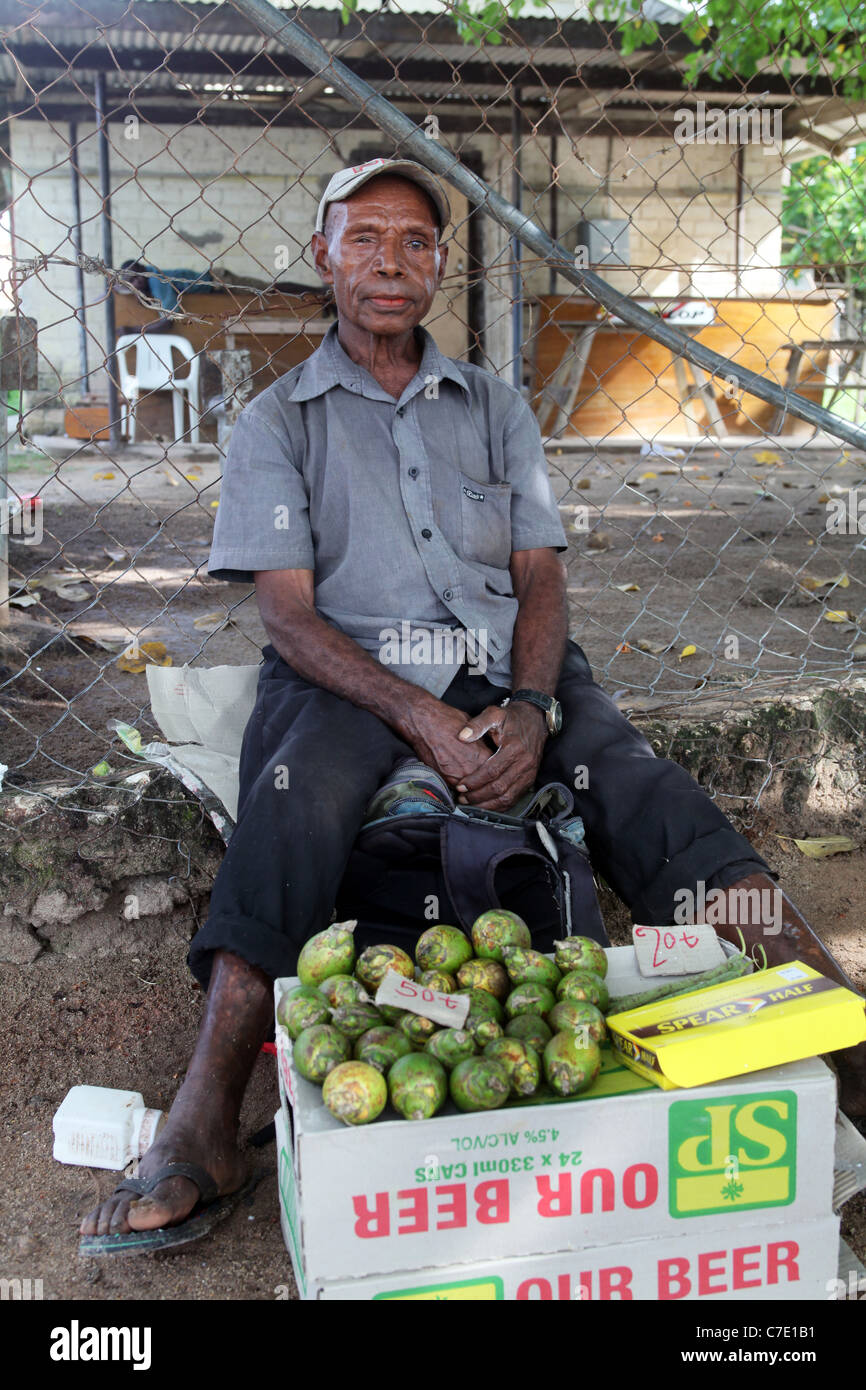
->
<box><xmin>363</xmin><ymin>757</ymin><xmax>455</xmax><ymax>825</ymax></box>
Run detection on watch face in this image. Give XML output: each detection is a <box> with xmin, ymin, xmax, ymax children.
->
<box><xmin>548</xmin><ymin>701</ymin><xmax>563</xmax><ymax>735</ymax></box>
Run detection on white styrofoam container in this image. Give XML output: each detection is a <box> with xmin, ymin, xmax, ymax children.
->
<box><xmin>274</xmin><ymin>961</ymin><xmax>838</xmax><ymax>1284</ymax></box>
<box><xmin>275</xmin><ymin>1108</ymin><xmax>841</xmax><ymax>1301</ymax></box>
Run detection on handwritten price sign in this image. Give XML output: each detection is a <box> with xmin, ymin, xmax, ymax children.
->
<box><xmin>375</xmin><ymin>969</ymin><xmax>470</xmax><ymax>1029</ymax></box>
<box><xmin>632</xmin><ymin>924</ymin><xmax>726</xmax><ymax>978</ymax></box>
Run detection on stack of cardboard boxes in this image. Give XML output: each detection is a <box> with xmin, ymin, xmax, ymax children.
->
<box><xmin>273</xmin><ymin>948</ymin><xmax>866</xmax><ymax>1301</ymax></box>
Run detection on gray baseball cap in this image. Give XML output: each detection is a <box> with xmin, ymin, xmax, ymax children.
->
<box><xmin>315</xmin><ymin>158</ymin><xmax>451</xmax><ymax>235</ymax></box>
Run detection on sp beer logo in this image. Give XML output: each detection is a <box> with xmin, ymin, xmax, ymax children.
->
<box><xmin>668</xmin><ymin>1090</ymin><xmax>796</xmax><ymax>1218</ymax></box>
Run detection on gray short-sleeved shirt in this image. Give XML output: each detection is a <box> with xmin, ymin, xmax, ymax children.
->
<box><xmin>208</xmin><ymin>323</ymin><xmax>567</xmax><ymax>695</ymax></box>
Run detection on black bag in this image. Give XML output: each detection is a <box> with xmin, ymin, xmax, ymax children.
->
<box><xmin>335</xmin><ymin>782</ymin><xmax>608</xmax><ymax>957</ymax></box>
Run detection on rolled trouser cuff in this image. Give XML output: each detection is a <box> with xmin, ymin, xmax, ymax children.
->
<box><xmin>188</xmin><ymin>912</ymin><xmax>303</xmax><ymax>992</ymax></box>
<box><xmin>625</xmin><ymin>828</ymin><xmax>773</xmax><ymax>925</ymax></box>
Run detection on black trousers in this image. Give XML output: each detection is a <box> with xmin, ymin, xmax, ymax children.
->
<box><xmin>188</xmin><ymin>639</ymin><xmax>770</xmax><ymax>988</ymax></box>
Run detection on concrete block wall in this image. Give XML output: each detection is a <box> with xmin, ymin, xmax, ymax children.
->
<box><xmin>9</xmin><ymin>114</ymin><xmax>785</xmax><ymax>397</ymax></box>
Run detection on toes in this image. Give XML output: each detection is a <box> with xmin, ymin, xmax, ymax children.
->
<box><xmin>96</xmin><ymin>1195</ymin><xmax>128</xmax><ymax>1238</ymax></box>
<box><xmin>126</xmin><ymin>1176</ymin><xmax>199</xmax><ymax>1231</ymax></box>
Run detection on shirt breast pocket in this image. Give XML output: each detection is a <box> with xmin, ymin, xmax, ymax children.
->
<box><xmin>459</xmin><ymin>471</ymin><xmax>512</xmax><ymax>569</ymax></box>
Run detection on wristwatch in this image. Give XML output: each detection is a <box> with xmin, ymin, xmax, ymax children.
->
<box><xmin>505</xmin><ymin>689</ymin><xmax>563</xmax><ymax>736</ymax></box>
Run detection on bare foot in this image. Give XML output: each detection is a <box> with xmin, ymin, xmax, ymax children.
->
<box><xmin>79</xmin><ymin>951</ymin><xmax>274</xmax><ymax>1239</ymax></box>
<box><xmin>79</xmin><ymin>1080</ymin><xmax>246</xmax><ymax>1237</ymax></box>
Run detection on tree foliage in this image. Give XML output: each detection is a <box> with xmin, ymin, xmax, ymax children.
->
<box><xmin>782</xmin><ymin>146</ymin><xmax>866</xmax><ymax>291</ymax></box>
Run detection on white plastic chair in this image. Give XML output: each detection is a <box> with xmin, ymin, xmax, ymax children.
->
<box><xmin>116</xmin><ymin>333</ymin><xmax>201</xmax><ymax>444</ymax></box>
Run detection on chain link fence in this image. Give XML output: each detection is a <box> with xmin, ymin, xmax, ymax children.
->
<box><xmin>0</xmin><ymin>0</ymin><xmax>865</xmax><ymax>838</ymax></box>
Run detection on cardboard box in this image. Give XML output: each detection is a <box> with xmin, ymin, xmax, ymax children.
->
<box><xmin>607</xmin><ymin>960</ymin><xmax>866</xmax><ymax>1090</ymax></box>
<box><xmin>276</xmin><ymin>1107</ymin><xmax>841</xmax><ymax>1301</ymax></box>
<box><xmin>274</xmin><ymin>977</ymin><xmax>837</xmax><ymax>1283</ymax></box>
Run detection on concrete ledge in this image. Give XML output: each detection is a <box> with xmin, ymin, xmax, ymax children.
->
<box><xmin>1</xmin><ymin>685</ymin><xmax>863</xmax><ymax>963</ymax></box>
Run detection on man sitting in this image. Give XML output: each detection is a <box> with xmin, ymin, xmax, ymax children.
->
<box><xmin>82</xmin><ymin>157</ymin><xmax>866</xmax><ymax>1243</ymax></box>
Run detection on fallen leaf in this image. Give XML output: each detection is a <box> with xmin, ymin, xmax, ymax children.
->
<box><xmin>852</xmin><ymin>644</ymin><xmax>866</xmax><ymax>660</ymax></box>
<box><xmin>586</xmin><ymin>531</ymin><xmax>612</xmax><ymax>551</ymax></box>
<box><xmin>10</xmin><ymin>592</ymin><xmax>39</xmax><ymax>607</ymax></box>
<box><xmin>93</xmin><ymin>471</ymin><xmax>115</xmax><ymax>481</ymax></box>
<box><xmin>615</xmin><ymin>643</ymin><xmax>632</xmax><ymax>654</ymax></box>
<box><xmin>822</xmin><ymin>609</ymin><xmax>855</xmax><ymax>623</ymax></box>
<box><xmin>163</xmin><ymin>470</ymin><xmax>180</xmax><ymax>488</ymax></box>
<box><xmin>651</xmin><ymin>534</ymin><xmax>664</xmax><ymax>542</ymax></box>
<box><xmin>695</xmin><ymin>473</ymin><xmax>711</xmax><ymax>480</ymax></box>
<box><xmin>66</xmin><ymin>626</ymin><xmax>126</xmax><ymax>652</ymax></box>
<box><xmin>777</xmin><ymin>835</ymin><xmax>855</xmax><ymax>859</ymax></box>
<box><xmin>54</xmin><ymin>583</ymin><xmax>90</xmax><ymax>601</ymax></box>
<box><xmin>103</xmin><ymin>547</ymin><xmax>128</xmax><ymax>564</ymax></box>
<box><xmin>799</xmin><ymin>573</ymin><xmax>849</xmax><ymax>592</ymax></box>
<box><xmin>636</xmin><ymin>639</ymin><xmax>670</xmax><ymax>654</ymax></box>
<box><xmin>576</xmin><ymin>478</ymin><xmax>591</xmax><ymax>490</ymax></box>
<box><xmin>679</xmin><ymin>643</ymin><xmax>697</xmax><ymax>660</ymax></box>
<box><xmin>192</xmin><ymin>611</ymin><xmax>231</xmax><ymax>632</ymax></box>
<box><xmin>210</xmin><ymin>501</ymin><xmax>219</xmax><ymax>508</ymax></box>
<box><xmin>817</xmin><ymin>494</ymin><xmax>831</xmax><ymax>504</ymax></box>
<box><xmin>639</xmin><ymin>471</ymin><xmax>657</xmax><ymax>480</ymax></box>
<box><xmin>107</xmin><ymin>720</ymin><xmax>144</xmax><ymax>755</ymax></box>
<box><xmin>184</xmin><ymin>473</ymin><xmax>202</xmax><ymax>482</ymax></box>
<box><xmin>91</xmin><ymin>760</ymin><xmax>113</xmax><ymax>777</ymax></box>
<box><xmin>116</xmin><ymin>640</ymin><xmax>173</xmax><ymax>674</ymax></box>
<box><xmin>27</xmin><ymin>570</ymin><xmax>80</xmax><ymax>593</ymax></box>
<box><xmin>752</xmin><ymin>450</ymin><xmax>782</xmax><ymax>464</ymax></box>
<box><xmin>614</xmin><ymin>583</ymin><xmax>640</xmax><ymax>593</ymax></box>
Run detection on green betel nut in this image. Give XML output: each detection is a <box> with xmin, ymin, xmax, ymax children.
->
<box><xmin>426</xmin><ymin>1028</ymin><xmax>477</xmax><ymax>1069</ymax></box>
<box><xmin>483</xmin><ymin>1037</ymin><xmax>542</xmax><ymax>1096</ymax></box>
<box><xmin>292</xmin><ymin>1024</ymin><xmax>352</xmax><ymax>1084</ymax></box>
<box><xmin>398</xmin><ymin>1012</ymin><xmax>437</xmax><ymax>1047</ymax></box>
<box><xmin>504</xmin><ymin>1014</ymin><xmax>553</xmax><ymax>1049</ymax></box>
<box><xmin>418</xmin><ymin>970</ymin><xmax>456</xmax><ymax>994</ymax></box>
<box><xmin>547</xmin><ymin>998</ymin><xmax>607</xmax><ymax>1043</ymax></box>
<box><xmin>455</xmin><ymin>987</ymin><xmax>504</xmax><ymax>1023</ymax></box>
<box><xmin>320</xmin><ymin>975</ymin><xmax>369</xmax><ymax>1008</ymax></box>
<box><xmin>555</xmin><ymin>970</ymin><xmax>610</xmax><ymax>1011</ymax></box>
<box><xmin>323</xmin><ymin>1061</ymin><xmax>387</xmax><ymax>1125</ymax></box>
<box><xmin>466</xmin><ymin>1015</ymin><xmax>503</xmax><ymax>1047</ymax></box>
<box><xmin>415</xmin><ymin>924</ymin><xmax>474</xmax><ymax>974</ymax></box>
<box><xmin>543</xmin><ymin>1032</ymin><xmax>602</xmax><ymax>1097</ymax></box>
<box><xmin>277</xmin><ymin>991</ymin><xmax>332</xmax><ymax>1040</ymax></box>
<box><xmin>455</xmin><ymin>958</ymin><xmax>510</xmax><ymax>1000</ymax></box>
<box><xmin>297</xmin><ymin>920</ymin><xmax>357</xmax><ymax>987</ymax></box>
<box><xmin>505</xmin><ymin>982</ymin><xmax>556</xmax><ymax>1020</ymax></box>
<box><xmin>500</xmin><ymin>946</ymin><xmax>561</xmax><ymax>991</ymax></box>
<box><xmin>553</xmin><ymin>936</ymin><xmax>608</xmax><ymax>979</ymax></box>
<box><xmin>450</xmin><ymin>1056</ymin><xmax>511</xmax><ymax>1112</ymax></box>
<box><xmin>470</xmin><ymin>909</ymin><xmax>531</xmax><ymax>962</ymax></box>
<box><xmin>353</xmin><ymin>1026</ymin><xmax>413</xmax><ymax>1073</ymax></box>
<box><xmin>388</xmin><ymin>1052</ymin><xmax>448</xmax><ymax>1120</ymax></box>
<box><xmin>355</xmin><ymin>944</ymin><xmax>414</xmax><ymax>991</ymax></box>
<box><xmin>330</xmin><ymin>1003</ymin><xmax>383</xmax><ymax>1042</ymax></box>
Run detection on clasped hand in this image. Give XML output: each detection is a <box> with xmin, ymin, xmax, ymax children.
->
<box><xmin>406</xmin><ymin>698</ymin><xmax>546</xmax><ymax>814</ymax></box>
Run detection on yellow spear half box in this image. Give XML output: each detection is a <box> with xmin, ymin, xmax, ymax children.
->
<box><xmin>607</xmin><ymin>961</ymin><xmax>866</xmax><ymax>1090</ymax></box>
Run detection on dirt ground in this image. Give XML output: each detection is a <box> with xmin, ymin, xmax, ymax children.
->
<box><xmin>1</xmin><ymin>431</ymin><xmax>864</xmax><ymax>1302</ymax></box>
<box><xmin>0</xmin><ymin>835</ymin><xmax>863</xmax><ymax>1303</ymax></box>
<box><xmin>2</xmin><ymin>435</ymin><xmax>865</xmax><ymax>781</ymax></box>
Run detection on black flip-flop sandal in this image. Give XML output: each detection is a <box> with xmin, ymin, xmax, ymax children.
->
<box><xmin>78</xmin><ymin>1162</ymin><xmax>259</xmax><ymax>1256</ymax></box>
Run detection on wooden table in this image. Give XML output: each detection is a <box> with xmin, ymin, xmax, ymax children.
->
<box><xmin>771</xmin><ymin>338</ymin><xmax>866</xmax><ymax>434</ymax></box>
<box><xmin>527</xmin><ymin>301</ymin><xmax>723</xmax><ymax>438</ymax></box>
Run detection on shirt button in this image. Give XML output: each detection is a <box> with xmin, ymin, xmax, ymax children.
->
<box><xmin>408</xmin><ymin>467</ymin><xmax>418</xmax><ymax>478</ymax></box>
<box><xmin>396</xmin><ymin>407</ymin><xmax>405</xmax><ymax>417</ymax></box>
<box><xmin>443</xmin><ymin>588</ymin><xmax>453</xmax><ymax>601</ymax></box>
<box><xmin>421</xmin><ymin>527</ymin><xmax>432</xmax><ymax>540</ymax></box>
